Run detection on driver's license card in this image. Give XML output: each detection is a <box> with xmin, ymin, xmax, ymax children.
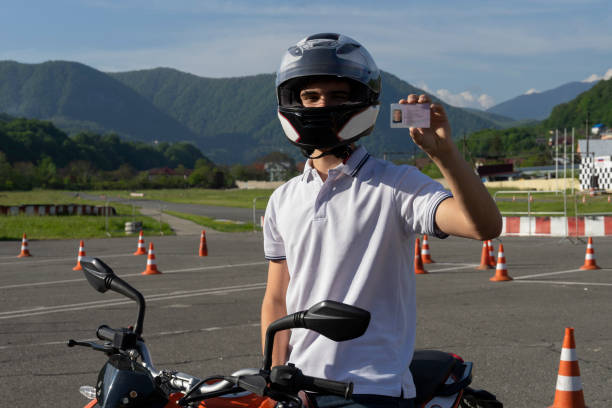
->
<box><xmin>390</xmin><ymin>103</ymin><xmax>430</xmax><ymax>128</ymax></box>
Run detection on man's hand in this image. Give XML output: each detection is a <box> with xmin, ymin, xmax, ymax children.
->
<box><xmin>399</xmin><ymin>94</ymin><xmax>453</xmax><ymax>159</ymax></box>
<box><xmin>399</xmin><ymin>94</ymin><xmax>502</xmax><ymax>240</ymax></box>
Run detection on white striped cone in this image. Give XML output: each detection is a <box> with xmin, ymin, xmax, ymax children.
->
<box><xmin>421</xmin><ymin>234</ymin><xmax>434</xmax><ymax>263</ymax></box>
<box><xmin>487</xmin><ymin>240</ymin><xmax>496</xmax><ymax>267</ymax></box>
<box><xmin>579</xmin><ymin>237</ymin><xmax>600</xmax><ymax>270</ymax></box>
<box><xmin>73</xmin><ymin>240</ymin><xmax>85</xmax><ymax>271</ymax></box>
<box><xmin>490</xmin><ymin>243</ymin><xmax>512</xmax><ymax>281</ymax></box>
<box><xmin>477</xmin><ymin>241</ymin><xmax>492</xmax><ymax>270</ymax></box>
<box><xmin>549</xmin><ymin>327</ymin><xmax>586</xmax><ymax>408</ymax></box>
<box><xmin>133</xmin><ymin>231</ymin><xmax>146</xmax><ymax>255</ymax></box>
<box><xmin>414</xmin><ymin>238</ymin><xmax>427</xmax><ymax>274</ymax></box>
<box><xmin>142</xmin><ymin>243</ymin><xmax>161</xmax><ymax>275</ymax></box>
<box><xmin>18</xmin><ymin>233</ymin><xmax>31</xmax><ymax>257</ymax></box>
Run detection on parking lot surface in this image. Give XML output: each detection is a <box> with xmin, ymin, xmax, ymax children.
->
<box><xmin>1</xmin><ymin>234</ymin><xmax>610</xmax><ymax>407</ymax></box>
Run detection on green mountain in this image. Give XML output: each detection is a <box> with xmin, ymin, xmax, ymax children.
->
<box><xmin>0</xmin><ymin>60</ymin><xmax>199</xmax><ymax>144</ymax></box>
<box><xmin>544</xmin><ymin>78</ymin><xmax>612</xmax><ymax>130</ymax></box>
<box><xmin>1</xmin><ymin>60</ymin><xmax>516</xmax><ymax>164</ymax></box>
<box><xmin>111</xmin><ymin>69</ymin><xmax>512</xmax><ymax>162</ymax></box>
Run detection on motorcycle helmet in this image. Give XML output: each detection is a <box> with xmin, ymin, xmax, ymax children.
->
<box><xmin>276</xmin><ymin>33</ymin><xmax>381</xmax><ymax>157</ymax></box>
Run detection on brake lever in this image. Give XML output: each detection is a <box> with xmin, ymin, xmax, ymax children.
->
<box><xmin>67</xmin><ymin>339</ymin><xmax>115</xmax><ymax>353</ymax></box>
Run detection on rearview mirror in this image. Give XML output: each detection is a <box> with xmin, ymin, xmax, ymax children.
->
<box><xmin>262</xmin><ymin>300</ymin><xmax>370</xmax><ymax>371</ymax></box>
<box><xmin>301</xmin><ymin>300</ymin><xmax>370</xmax><ymax>342</ymax></box>
<box><xmin>78</xmin><ymin>257</ymin><xmax>146</xmax><ymax>336</ymax></box>
<box><xmin>80</xmin><ymin>257</ymin><xmax>115</xmax><ymax>293</ymax></box>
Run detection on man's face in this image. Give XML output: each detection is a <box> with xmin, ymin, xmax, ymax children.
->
<box><xmin>299</xmin><ymin>79</ymin><xmax>351</xmax><ymax>108</ymax></box>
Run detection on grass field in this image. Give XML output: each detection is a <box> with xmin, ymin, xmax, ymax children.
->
<box><xmin>0</xmin><ymin>190</ymin><xmax>173</xmax><ymax>240</ymax></box>
<box><xmin>1</xmin><ymin>189</ymin><xmax>610</xmax><ymax>240</ymax></box>
<box><xmin>493</xmin><ymin>190</ymin><xmax>612</xmax><ymax>216</ymax></box>
<box><xmin>89</xmin><ymin>188</ymin><xmax>274</xmax><ymax>210</ymax></box>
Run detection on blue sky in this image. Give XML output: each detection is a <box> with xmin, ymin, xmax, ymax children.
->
<box><xmin>2</xmin><ymin>0</ymin><xmax>611</xmax><ymax>109</ymax></box>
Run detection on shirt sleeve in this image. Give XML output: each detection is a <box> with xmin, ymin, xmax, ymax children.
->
<box><xmin>393</xmin><ymin>166</ymin><xmax>452</xmax><ymax>238</ymax></box>
<box><xmin>263</xmin><ymin>191</ymin><xmax>286</xmax><ymax>260</ymax></box>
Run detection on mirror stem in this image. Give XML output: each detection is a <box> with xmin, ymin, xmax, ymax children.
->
<box><xmin>262</xmin><ymin>312</ymin><xmax>304</xmax><ymax>371</ymax></box>
<box><xmin>107</xmin><ymin>276</ymin><xmax>146</xmax><ymax>337</ymax></box>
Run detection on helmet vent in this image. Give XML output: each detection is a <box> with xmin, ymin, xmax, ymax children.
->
<box><xmin>306</xmin><ymin>33</ymin><xmax>340</xmax><ymax>41</ymax></box>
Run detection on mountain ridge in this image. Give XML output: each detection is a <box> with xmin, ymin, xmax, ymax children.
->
<box><xmin>486</xmin><ymin>80</ymin><xmax>597</xmax><ymax>120</ymax></box>
<box><xmin>1</xmin><ymin>60</ymin><xmax>519</xmax><ymax>164</ymax></box>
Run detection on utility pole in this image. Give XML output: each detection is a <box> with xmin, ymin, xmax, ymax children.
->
<box><xmin>555</xmin><ymin>129</ymin><xmax>559</xmax><ymax>185</ymax></box>
<box><xmin>563</xmin><ymin>128</ymin><xmax>567</xmax><ymax>192</ymax></box>
<box><xmin>571</xmin><ymin>128</ymin><xmax>575</xmax><ymax>195</ymax></box>
<box><xmin>586</xmin><ymin>111</ymin><xmax>590</xmax><ymax>189</ymax></box>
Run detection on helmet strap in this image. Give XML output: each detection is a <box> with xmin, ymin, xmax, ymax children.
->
<box><xmin>307</xmin><ymin>144</ymin><xmax>354</xmax><ymax>160</ymax></box>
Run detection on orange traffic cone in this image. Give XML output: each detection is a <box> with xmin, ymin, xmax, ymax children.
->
<box><xmin>414</xmin><ymin>238</ymin><xmax>428</xmax><ymax>274</ymax></box>
<box><xmin>476</xmin><ymin>241</ymin><xmax>492</xmax><ymax>270</ymax></box>
<box><xmin>421</xmin><ymin>234</ymin><xmax>434</xmax><ymax>264</ymax></box>
<box><xmin>17</xmin><ymin>233</ymin><xmax>31</xmax><ymax>257</ymax></box>
<box><xmin>487</xmin><ymin>240</ymin><xmax>496</xmax><ymax>267</ymax></box>
<box><xmin>579</xmin><ymin>237</ymin><xmax>600</xmax><ymax>270</ymax></box>
<box><xmin>142</xmin><ymin>243</ymin><xmax>161</xmax><ymax>275</ymax></box>
<box><xmin>73</xmin><ymin>240</ymin><xmax>86</xmax><ymax>271</ymax></box>
<box><xmin>549</xmin><ymin>327</ymin><xmax>586</xmax><ymax>408</ymax></box>
<box><xmin>133</xmin><ymin>231</ymin><xmax>146</xmax><ymax>255</ymax></box>
<box><xmin>490</xmin><ymin>243</ymin><xmax>512</xmax><ymax>281</ymax></box>
<box><xmin>199</xmin><ymin>230</ymin><xmax>208</xmax><ymax>257</ymax></box>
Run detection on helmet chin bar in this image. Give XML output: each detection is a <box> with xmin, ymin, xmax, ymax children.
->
<box><xmin>277</xmin><ymin>104</ymin><xmax>379</xmax><ymax>152</ymax></box>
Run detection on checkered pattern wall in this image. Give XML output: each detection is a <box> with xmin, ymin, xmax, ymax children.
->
<box><xmin>580</xmin><ymin>157</ymin><xmax>612</xmax><ymax>190</ymax></box>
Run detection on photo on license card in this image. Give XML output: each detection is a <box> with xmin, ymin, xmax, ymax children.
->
<box><xmin>390</xmin><ymin>103</ymin><xmax>430</xmax><ymax>128</ymax></box>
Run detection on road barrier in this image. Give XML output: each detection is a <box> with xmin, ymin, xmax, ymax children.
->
<box><xmin>501</xmin><ymin>216</ymin><xmax>612</xmax><ymax>237</ymax></box>
<box><xmin>0</xmin><ymin>204</ymin><xmax>116</xmax><ymax>216</ymax></box>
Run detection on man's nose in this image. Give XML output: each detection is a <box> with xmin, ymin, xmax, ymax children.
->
<box><xmin>315</xmin><ymin>96</ymin><xmax>329</xmax><ymax>107</ymax></box>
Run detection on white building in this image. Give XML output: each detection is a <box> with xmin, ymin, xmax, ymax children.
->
<box><xmin>578</xmin><ymin>139</ymin><xmax>612</xmax><ymax>191</ymax></box>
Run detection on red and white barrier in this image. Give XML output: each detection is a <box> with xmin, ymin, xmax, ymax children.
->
<box><xmin>0</xmin><ymin>205</ymin><xmax>116</xmax><ymax>216</ymax></box>
<box><xmin>501</xmin><ymin>216</ymin><xmax>612</xmax><ymax>237</ymax></box>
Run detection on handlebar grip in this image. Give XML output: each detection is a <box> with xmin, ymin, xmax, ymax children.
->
<box><xmin>96</xmin><ymin>325</ymin><xmax>116</xmax><ymax>342</ymax></box>
<box><xmin>301</xmin><ymin>375</ymin><xmax>353</xmax><ymax>399</ymax></box>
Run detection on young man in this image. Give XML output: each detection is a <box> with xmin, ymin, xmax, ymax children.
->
<box><xmin>261</xmin><ymin>33</ymin><xmax>501</xmax><ymax>408</ymax></box>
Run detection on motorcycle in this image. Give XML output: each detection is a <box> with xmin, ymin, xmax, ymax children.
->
<box><xmin>68</xmin><ymin>257</ymin><xmax>502</xmax><ymax>408</ymax></box>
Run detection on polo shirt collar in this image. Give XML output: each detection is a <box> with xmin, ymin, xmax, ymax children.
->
<box><xmin>300</xmin><ymin>146</ymin><xmax>371</xmax><ymax>182</ymax></box>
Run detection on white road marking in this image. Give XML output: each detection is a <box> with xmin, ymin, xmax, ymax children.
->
<box><xmin>514</xmin><ymin>269</ymin><xmax>585</xmax><ymax>280</ymax></box>
<box><xmin>0</xmin><ymin>322</ymin><xmax>262</xmax><ymax>350</ymax></box>
<box><xmin>0</xmin><ymin>261</ymin><xmax>267</xmax><ymax>289</ymax></box>
<box><xmin>0</xmin><ymin>282</ymin><xmax>267</xmax><ymax>320</ymax></box>
<box><xmin>513</xmin><ymin>280</ymin><xmax>612</xmax><ymax>287</ymax></box>
<box><xmin>427</xmin><ymin>263</ymin><xmax>478</xmax><ymax>272</ymax></box>
<box><xmin>0</xmin><ymin>253</ymin><xmax>136</xmax><ymax>266</ymax></box>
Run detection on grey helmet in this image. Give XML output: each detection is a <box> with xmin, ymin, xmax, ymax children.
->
<box><xmin>276</xmin><ymin>33</ymin><xmax>381</xmax><ymax>154</ymax></box>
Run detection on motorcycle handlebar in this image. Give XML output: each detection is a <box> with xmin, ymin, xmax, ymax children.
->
<box><xmin>298</xmin><ymin>374</ymin><xmax>353</xmax><ymax>399</ymax></box>
<box><xmin>96</xmin><ymin>325</ymin><xmax>116</xmax><ymax>342</ymax></box>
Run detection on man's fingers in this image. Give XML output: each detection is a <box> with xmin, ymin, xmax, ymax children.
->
<box><xmin>406</xmin><ymin>94</ymin><xmax>418</xmax><ymax>104</ymax></box>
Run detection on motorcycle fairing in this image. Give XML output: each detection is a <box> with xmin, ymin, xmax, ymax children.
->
<box><xmin>96</xmin><ymin>354</ymin><xmax>168</xmax><ymax>407</ymax></box>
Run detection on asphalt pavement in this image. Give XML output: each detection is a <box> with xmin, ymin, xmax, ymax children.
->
<box><xmin>1</xmin><ymin>233</ymin><xmax>611</xmax><ymax>407</ymax></box>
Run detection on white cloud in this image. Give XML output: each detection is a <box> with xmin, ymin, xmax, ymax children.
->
<box><xmin>417</xmin><ymin>82</ymin><xmax>495</xmax><ymax>110</ymax></box>
<box><xmin>478</xmin><ymin>94</ymin><xmax>496</xmax><ymax>109</ymax></box>
<box><xmin>582</xmin><ymin>68</ymin><xmax>612</xmax><ymax>83</ymax></box>
<box><xmin>525</xmin><ymin>88</ymin><xmax>539</xmax><ymax>95</ymax></box>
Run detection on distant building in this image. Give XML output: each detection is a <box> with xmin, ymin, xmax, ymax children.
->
<box><xmin>577</xmin><ymin>139</ymin><xmax>612</xmax><ymax>191</ymax></box>
<box><xmin>264</xmin><ymin>161</ymin><xmax>293</xmax><ymax>181</ymax></box>
<box><xmin>476</xmin><ymin>163</ymin><xmax>520</xmax><ymax>181</ymax></box>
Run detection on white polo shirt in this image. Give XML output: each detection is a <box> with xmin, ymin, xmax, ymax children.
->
<box><xmin>263</xmin><ymin>146</ymin><xmax>451</xmax><ymax>398</ymax></box>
